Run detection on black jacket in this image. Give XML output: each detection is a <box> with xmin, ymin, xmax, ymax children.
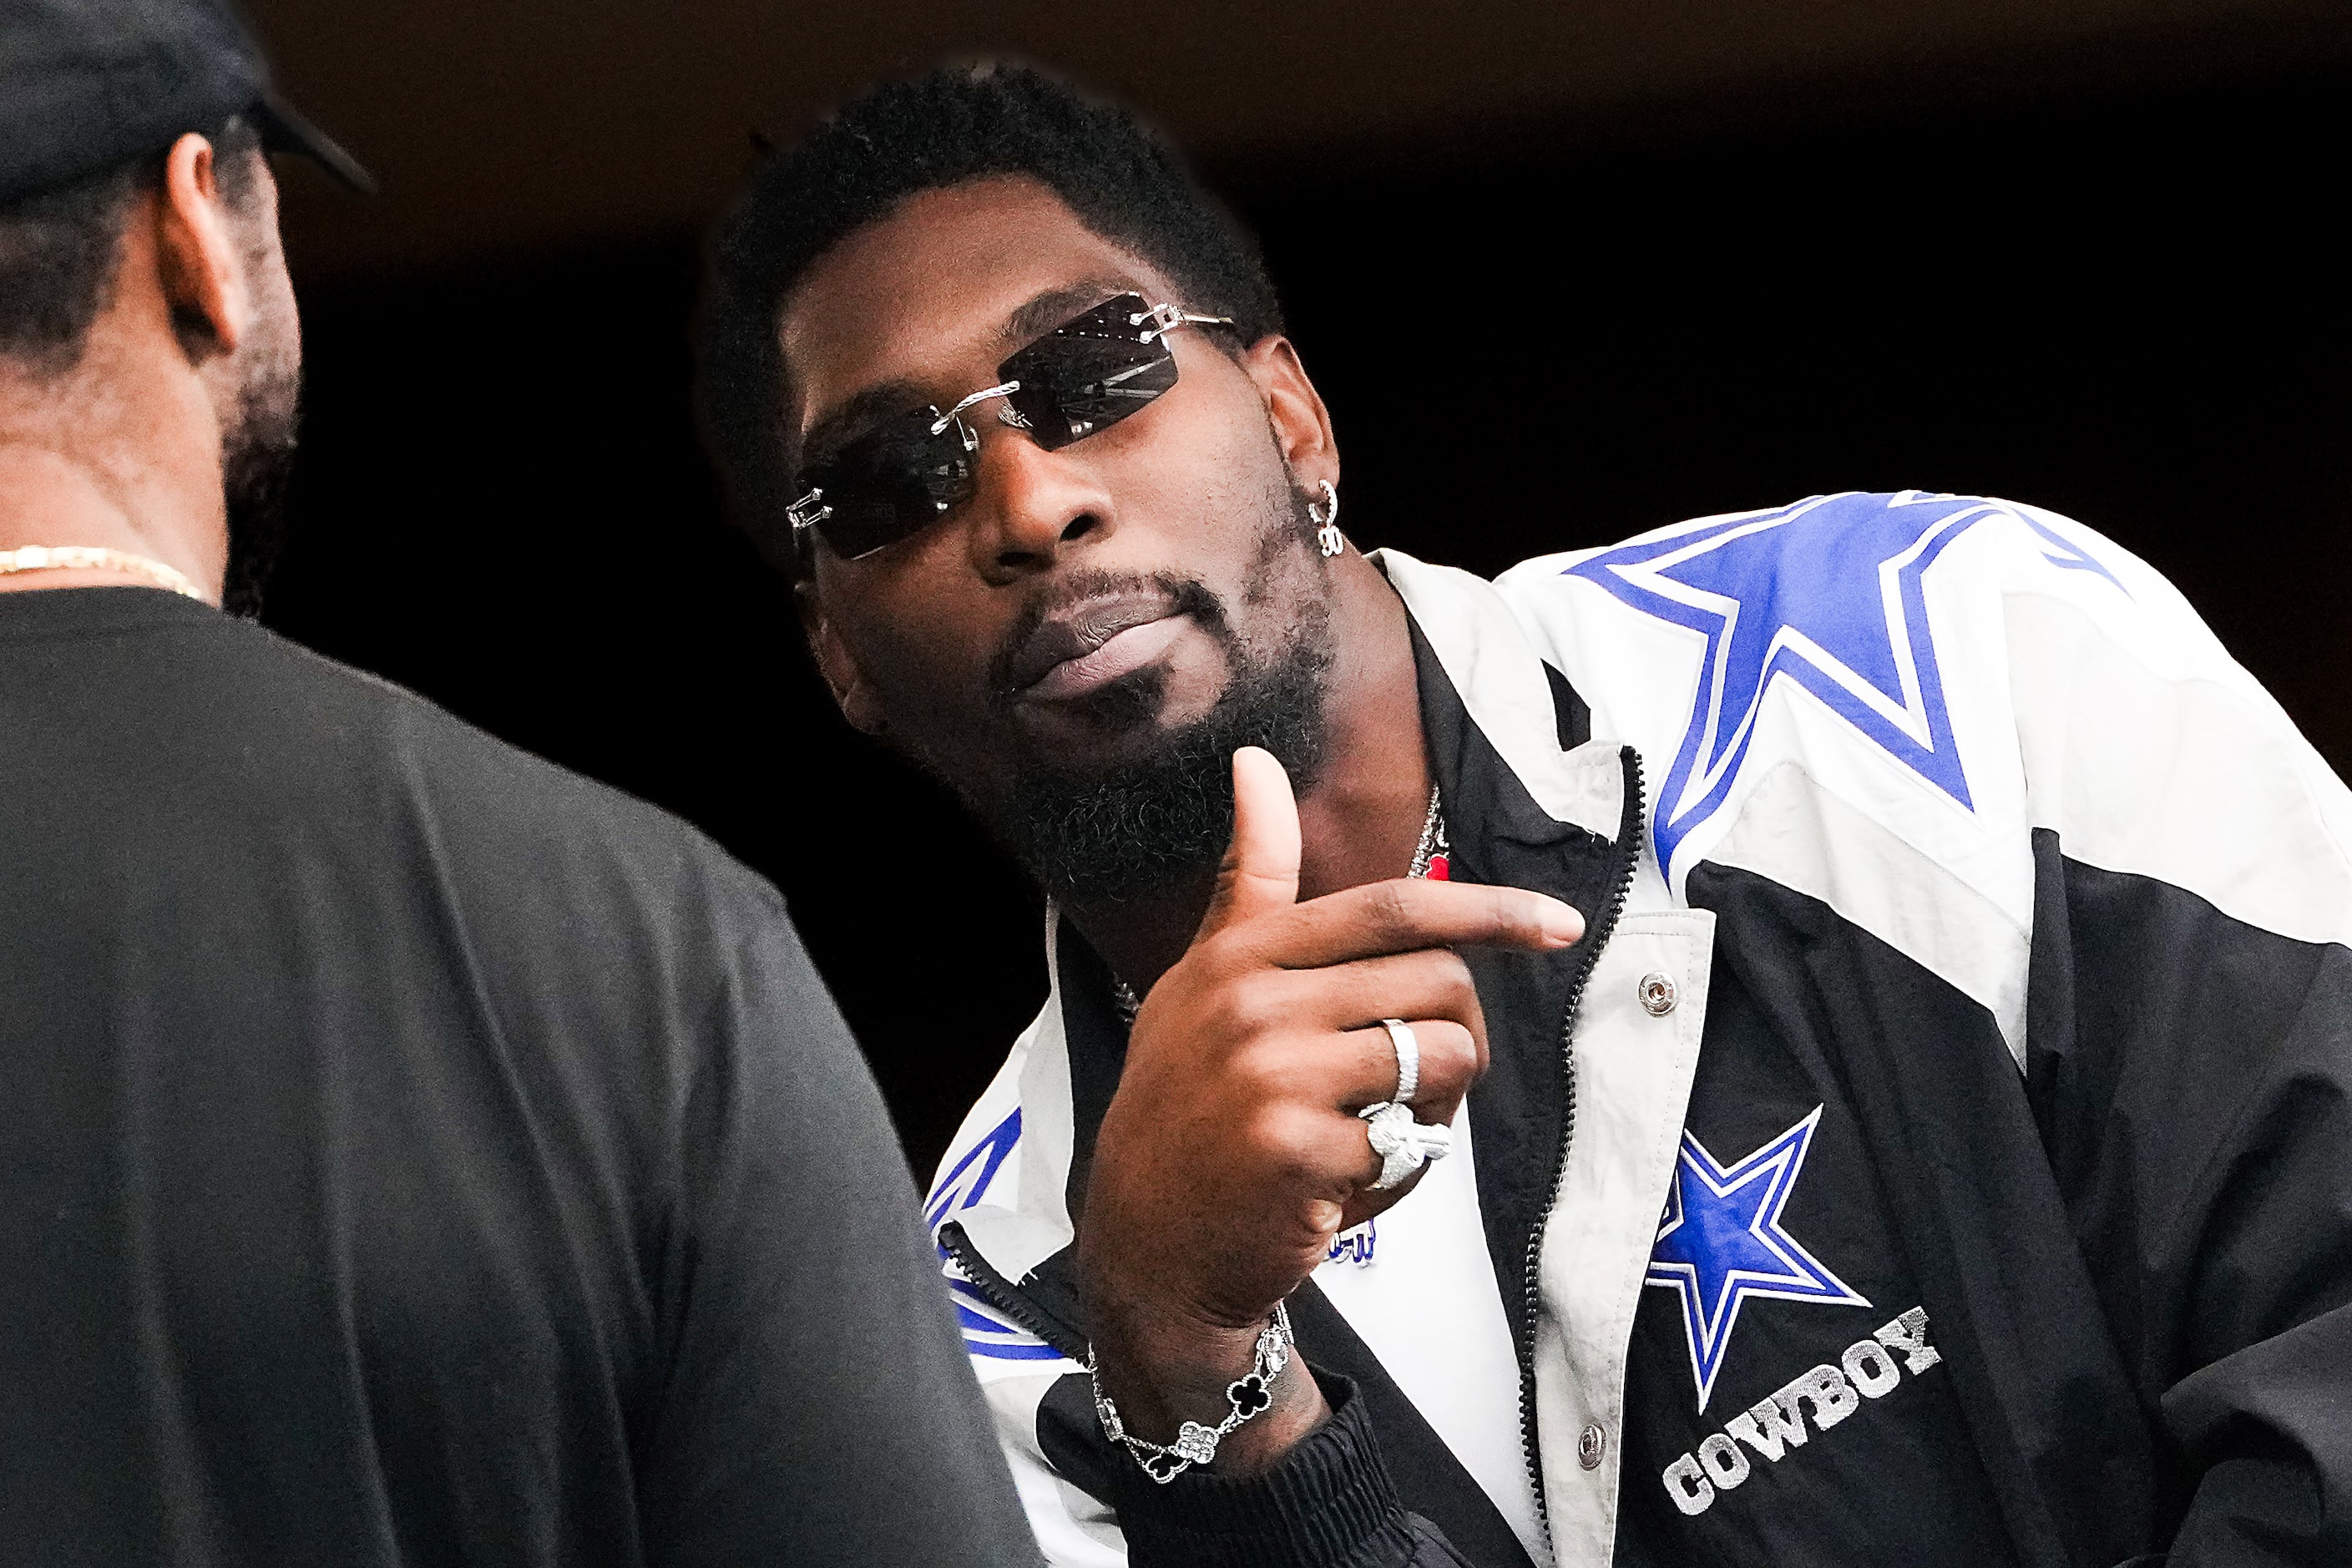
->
<box><xmin>929</xmin><ymin>492</ymin><xmax>2352</xmax><ymax>1566</ymax></box>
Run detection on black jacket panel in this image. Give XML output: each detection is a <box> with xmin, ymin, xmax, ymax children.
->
<box><xmin>2028</xmin><ymin>832</ymin><xmax>2352</xmax><ymax>1565</ymax></box>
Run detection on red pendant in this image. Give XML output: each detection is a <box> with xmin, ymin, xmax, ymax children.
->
<box><xmin>1425</xmin><ymin>854</ymin><xmax>1449</xmax><ymax>881</ymax></box>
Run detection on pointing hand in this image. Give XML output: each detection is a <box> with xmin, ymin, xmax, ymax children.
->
<box><xmin>1077</xmin><ymin>746</ymin><xmax>1584</xmax><ymax>1472</ymax></box>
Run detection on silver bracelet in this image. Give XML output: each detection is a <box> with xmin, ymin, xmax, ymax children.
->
<box><xmin>1085</xmin><ymin>1302</ymin><xmax>1294</xmax><ymax>1484</ymax></box>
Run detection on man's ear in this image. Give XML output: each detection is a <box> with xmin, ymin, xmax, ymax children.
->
<box><xmin>1238</xmin><ymin>335</ymin><xmax>1338</xmax><ymax>498</ymax></box>
<box><xmin>794</xmin><ymin>581</ymin><xmax>890</xmax><ymax>736</ymax></box>
<box><xmin>152</xmin><ymin>132</ymin><xmax>249</xmax><ymax>363</ymax></box>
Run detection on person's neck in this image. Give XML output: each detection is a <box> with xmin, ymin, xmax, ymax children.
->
<box><xmin>0</xmin><ymin>351</ymin><xmax>226</xmax><ymax>601</ymax></box>
<box><xmin>1070</xmin><ymin>551</ymin><xmax>1432</xmax><ymax>994</ymax></box>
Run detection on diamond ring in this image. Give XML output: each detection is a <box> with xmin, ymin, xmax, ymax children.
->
<box><xmin>1358</xmin><ymin>1100</ymin><xmax>1453</xmax><ymax>1191</ymax></box>
<box><xmin>1377</xmin><ymin>1017</ymin><xmax>1419</xmax><ymax>1104</ymax></box>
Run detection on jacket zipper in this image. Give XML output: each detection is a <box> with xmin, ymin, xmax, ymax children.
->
<box><xmin>937</xmin><ymin>1218</ymin><xmax>1090</xmax><ymax>1361</ymax></box>
<box><xmin>948</xmin><ymin>752</ymin><xmax>1648</xmax><ymax>1540</ymax></box>
<box><xmin>1516</xmin><ymin>749</ymin><xmax>1645</xmax><ymax>1539</ymax></box>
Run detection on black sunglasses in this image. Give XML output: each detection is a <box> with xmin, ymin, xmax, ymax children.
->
<box><xmin>786</xmin><ymin>293</ymin><xmax>1233</xmax><ymax>564</ymax></box>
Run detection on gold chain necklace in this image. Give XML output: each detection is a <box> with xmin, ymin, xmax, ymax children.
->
<box><xmin>0</xmin><ymin>545</ymin><xmax>207</xmax><ymax>602</ymax></box>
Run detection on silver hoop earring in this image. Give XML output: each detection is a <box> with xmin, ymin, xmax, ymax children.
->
<box><xmin>1308</xmin><ymin>480</ymin><xmax>1343</xmax><ymax>559</ymax></box>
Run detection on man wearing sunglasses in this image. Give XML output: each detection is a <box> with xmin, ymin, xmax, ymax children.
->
<box><xmin>701</xmin><ymin>63</ymin><xmax>2352</xmax><ymax>1568</ymax></box>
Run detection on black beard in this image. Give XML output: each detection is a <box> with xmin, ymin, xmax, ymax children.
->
<box><xmin>988</xmin><ymin>620</ymin><xmax>1333</xmax><ymax>906</ymax></box>
<box><xmin>959</xmin><ymin>493</ymin><xmax>1337</xmax><ymax>905</ymax></box>
<box><xmin>215</xmin><ymin>250</ymin><xmax>302</xmax><ymax>621</ymax></box>
<box><xmin>220</xmin><ymin>430</ymin><xmax>296</xmax><ymax>620</ymax></box>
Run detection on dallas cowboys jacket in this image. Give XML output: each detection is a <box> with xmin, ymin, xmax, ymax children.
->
<box><xmin>924</xmin><ymin>490</ymin><xmax>2352</xmax><ymax>1566</ymax></box>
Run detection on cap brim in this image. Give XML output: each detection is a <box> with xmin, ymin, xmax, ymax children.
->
<box><xmin>254</xmin><ymin>92</ymin><xmax>375</xmax><ymax>195</ymax></box>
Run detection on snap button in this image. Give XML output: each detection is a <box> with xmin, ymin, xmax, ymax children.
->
<box><xmin>1578</xmin><ymin>1423</ymin><xmax>1606</xmax><ymax>1469</ymax></box>
<box><xmin>1637</xmin><ymin>972</ymin><xmax>1677</xmax><ymax>1016</ymax></box>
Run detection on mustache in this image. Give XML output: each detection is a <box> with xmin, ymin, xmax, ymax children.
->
<box><xmin>983</xmin><ymin>569</ymin><xmax>1233</xmax><ymax>701</ymax></box>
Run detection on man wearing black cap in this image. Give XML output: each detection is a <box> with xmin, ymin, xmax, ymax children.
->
<box><xmin>0</xmin><ymin>7</ymin><xmax>1039</xmax><ymax>1563</ymax></box>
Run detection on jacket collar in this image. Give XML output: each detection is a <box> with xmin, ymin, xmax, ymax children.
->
<box><xmin>1374</xmin><ymin>549</ymin><xmax>1626</xmax><ymax>845</ymax></box>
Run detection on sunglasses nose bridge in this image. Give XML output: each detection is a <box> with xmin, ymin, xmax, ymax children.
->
<box><xmin>930</xmin><ymin>379</ymin><xmax>1023</xmax><ymax>440</ymax></box>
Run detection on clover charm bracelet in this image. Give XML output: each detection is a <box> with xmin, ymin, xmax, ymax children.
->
<box><xmin>1086</xmin><ymin>1301</ymin><xmax>1295</xmax><ymax>1484</ymax></box>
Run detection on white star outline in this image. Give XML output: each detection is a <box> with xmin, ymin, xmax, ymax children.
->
<box><xmin>1645</xmin><ymin>1105</ymin><xmax>1872</xmax><ymax>1412</ymax></box>
<box><xmin>1570</xmin><ymin>491</ymin><xmax>2127</xmax><ymax>882</ymax></box>
<box><xmin>1594</xmin><ymin>491</ymin><xmax>1991</xmax><ymax>836</ymax></box>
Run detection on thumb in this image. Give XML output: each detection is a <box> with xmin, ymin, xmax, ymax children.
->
<box><xmin>1196</xmin><ymin>746</ymin><xmax>1302</xmax><ymax>939</ymax></box>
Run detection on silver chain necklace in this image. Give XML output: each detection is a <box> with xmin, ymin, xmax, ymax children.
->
<box><xmin>1407</xmin><ymin>783</ymin><xmax>1449</xmax><ymax>881</ymax></box>
<box><xmin>1111</xmin><ymin>785</ymin><xmax>1446</xmax><ymax>1024</ymax></box>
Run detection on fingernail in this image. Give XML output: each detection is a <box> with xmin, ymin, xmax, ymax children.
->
<box><xmin>1540</xmin><ymin>899</ymin><xmax>1586</xmax><ymax>944</ymax></box>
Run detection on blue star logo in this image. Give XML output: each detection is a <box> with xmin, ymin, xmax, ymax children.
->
<box><xmin>1565</xmin><ymin>490</ymin><xmax>2119</xmax><ymax>878</ymax></box>
<box><xmin>1645</xmin><ymin>1105</ymin><xmax>1870</xmax><ymax>1411</ymax></box>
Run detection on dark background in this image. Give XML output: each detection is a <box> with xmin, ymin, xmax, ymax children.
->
<box><xmin>249</xmin><ymin>1</ymin><xmax>2352</xmax><ymax>1177</ymax></box>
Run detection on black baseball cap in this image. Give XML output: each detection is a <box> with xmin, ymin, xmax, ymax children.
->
<box><xmin>0</xmin><ymin>0</ymin><xmax>372</xmax><ymax>208</ymax></box>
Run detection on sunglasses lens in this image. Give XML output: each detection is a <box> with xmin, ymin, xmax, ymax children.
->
<box><xmin>804</xmin><ymin>407</ymin><xmax>977</xmax><ymax>559</ymax></box>
<box><xmin>1000</xmin><ymin>294</ymin><xmax>1180</xmax><ymax>452</ymax></box>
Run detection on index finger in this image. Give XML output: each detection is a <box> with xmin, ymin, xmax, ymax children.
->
<box><xmin>1237</xmin><ymin>877</ymin><xmax>1585</xmax><ymax>971</ymax></box>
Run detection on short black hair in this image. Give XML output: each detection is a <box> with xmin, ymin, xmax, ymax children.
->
<box><xmin>698</xmin><ymin>63</ymin><xmax>1283</xmax><ymax>574</ymax></box>
<box><xmin>0</xmin><ymin>117</ymin><xmax>262</xmax><ymax>378</ymax></box>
